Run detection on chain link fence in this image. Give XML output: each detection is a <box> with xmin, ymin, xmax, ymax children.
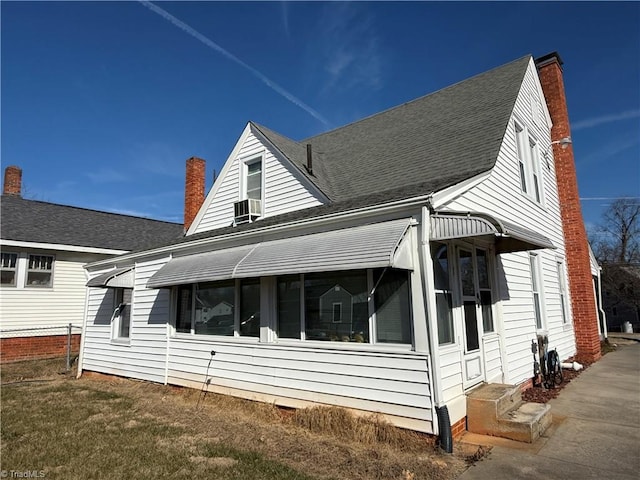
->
<box><xmin>0</xmin><ymin>324</ymin><xmax>82</xmax><ymax>371</ymax></box>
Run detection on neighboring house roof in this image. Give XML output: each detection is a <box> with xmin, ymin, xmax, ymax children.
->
<box><xmin>253</xmin><ymin>55</ymin><xmax>530</xmax><ymax>203</ymax></box>
<box><xmin>1</xmin><ymin>195</ymin><xmax>184</xmax><ymax>251</ymax></box>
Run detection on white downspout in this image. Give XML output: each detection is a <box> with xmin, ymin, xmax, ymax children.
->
<box><xmin>419</xmin><ymin>206</ymin><xmax>445</xmax><ymax>415</ymax></box>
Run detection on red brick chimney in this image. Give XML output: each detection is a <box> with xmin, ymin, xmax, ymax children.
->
<box><xmin>184</xmin><ymin>156</ymin><xmax>206</xmax><ymax>232</ymax></box>
<box><xmin>3</xmin><ymin>166</ymin><xmax>22</xmax><ymax>196</ymax></box>
<box><xmin>536</xmin><ymin>52</ymin><xmax>601</xmax><ymax>363</ymax></box>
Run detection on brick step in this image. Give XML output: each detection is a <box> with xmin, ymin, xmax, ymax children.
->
<box><xmin>467</xmin><ymin>383</ymin><xmax>552</xmax><ymax>443</ymax></box>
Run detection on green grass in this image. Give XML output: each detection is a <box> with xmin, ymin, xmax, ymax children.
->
<box><xmin>1</xmin><ymin>381</ymin><xmax>313</xmax><ymax>480</ymax></box>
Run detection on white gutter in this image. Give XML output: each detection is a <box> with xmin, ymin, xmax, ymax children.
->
<box><xmin>419</xmin><ymin>205</ymin><xmax>445</xmax><ymax>428</ymax></box>
<box><xmin>86</xmin><ymin>193</ymin><xmax>436</xmax><ymax>269</ymax></box>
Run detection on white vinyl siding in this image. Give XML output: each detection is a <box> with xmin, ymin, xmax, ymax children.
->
<box><xmin>82</xmin><ymin>257</ymin><xmax>172</xmax><ymax>383</ymax></box>
<box><xmin>191</xmin><ymin>126</ymin><xmax>326</xmax><ymax>234</ymax></box>
<box><xmin>0</xmin><ymin>249</ymin><xmax>109</xmax><ymax>337</ymax></box>
<box><xmin>165</xmin><ymin>339</ymin><xmax>434</xmax><ymax>433</ymax></box>
<box><xmin>441</xmin><ymin>58</ymin><xmax>575</xmax><ymax>385</ymax></box>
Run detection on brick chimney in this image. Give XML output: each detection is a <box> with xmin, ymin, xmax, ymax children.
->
<box><xmin>184</xmin><ymin>156</ymin><xmax>206</xmax><ymax>232</ymax></box>
<box><xmin>3</xmin><ymin>166</ymin><xmax>22</xmax><ymax>196</ymax></box>
<box><xmin>536</xmin><ymin>52</ymin><xmax>601</xmax><ymax>363</ymax></box>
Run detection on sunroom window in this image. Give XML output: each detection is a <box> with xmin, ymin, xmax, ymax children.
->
<box><xmin>176</xmin><ymin>279</ymin><xmax>259</xmax><ymax>337</ymax></box>
<box><xmin>276</xmin><ymin>269</ymin><xmax>412</xmax><ymax>345</ymax></box>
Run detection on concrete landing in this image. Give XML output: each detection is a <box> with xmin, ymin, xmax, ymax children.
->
<box><xmin>467</xmin><ymin>383</ymin><xmax>552</xmax><ymax>443</ymax></box>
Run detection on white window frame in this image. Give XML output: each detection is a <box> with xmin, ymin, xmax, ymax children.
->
<box><xmin>514</xmin><ymin>120</ymin><xmax>543</xmax><ymax>205</ymax></box>
<box><xmin>557</xmin><ymin>260</ymin><xmax>569</xmax><ymax>325</ymax></box>
<box><xmin>529</xmin><ymin>253</ymin><xmax>546</xmax><ymax>330</ymax></box>
<box><xmin>25</xmin><ymin>254</ymin><xmax>55</xmax><ymax>288</ymax></box>
<box><xmin>0</xmin><ymin>252</ymin><xmax>19</xmax><ymax>287</ymax></box>
<box><xmin>174</xmin><ymin>279</ymin><xmax>261</xmax><ymax>339</ymax></box>
<box><xmin>173</xmin><ymin>269</ymin><xmax>413</xmax><ymax>348</ymax></box>
<box><xmin>432</xmin><ymin>243</ymin><xmax>455</xmax><ymax>346</ymax></box>
<box><xmin>240</xmin><ymin>153</ymin><xmax>265</xmax><ymax>205</ymax></box>
<box><xmin>111</xmin><ymin>287</ymin><xmax>132</xmax><ymax>343</ymax></box>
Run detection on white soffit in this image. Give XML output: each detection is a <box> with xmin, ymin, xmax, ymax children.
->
<box><xmin>86</xmin><ymin>267</ymin><xmax>134</xmax><ymax>288</ymax></box>
<box><xmin>147</xmin><ymin>218</ymin><xmax>414</xmax><ymax>288</ymax></box>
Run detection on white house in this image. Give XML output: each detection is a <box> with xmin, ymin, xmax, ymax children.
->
<box><xmin>79</xmin><ymin>52</ymin><xmax>601</xmax><ymax>438</ymax></box>
<box><xmin>0</xmin><ymin>167</ymin><xmax>184</xmax><ymax>362</ymax></box>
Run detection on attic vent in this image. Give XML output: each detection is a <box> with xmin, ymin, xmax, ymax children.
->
<box><xmin>234</xmin><ymin>198</ymin><xmax>262</xmax><ymax>224</ymax></box>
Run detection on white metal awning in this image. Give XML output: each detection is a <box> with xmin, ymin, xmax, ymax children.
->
<box><xmin>430</xmin><ymin>213</ymin><xmax>555</xmax><ymax>253</ymax></box>
<box><xmin>86</xmin><ymin>267</ymin><xmax>134</xmax><ymax>288</ymax></box>
<box><xmin>147</xmin><ymin>218</ymin><xmax>414</xmax><ymax>289</ymax></box>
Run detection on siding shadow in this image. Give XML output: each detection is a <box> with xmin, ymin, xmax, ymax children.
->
<box><xmin>147</xmin><ymin>288</ymin><xmax>171</xmax><ymax>325</ymax></box>
<box><xmin>495</xmin><ymin>256</ymin><xmax>511</xmax><ymax>301</ymax></box>
<box><xmin>93</xmin><ymin>289</ymin><xmax>115</xmax><ymax>326</ymax></box>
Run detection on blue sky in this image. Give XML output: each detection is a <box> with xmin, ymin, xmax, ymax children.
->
<box><xmin>2</xmin><ymin>1</ymin><xmax>639</xmax><ymax>234</ymax></box>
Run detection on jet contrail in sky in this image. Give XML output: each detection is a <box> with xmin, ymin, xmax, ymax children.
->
<box><xmin>139</xmin><ymin>1</ymin><xmax>331</xmax><ymax>127</ymax></box>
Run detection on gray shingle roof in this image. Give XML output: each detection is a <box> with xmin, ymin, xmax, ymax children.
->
<box><xmin>81</xmin><ymin>55</ymin><xmax>533</xmax><ymax>258</ymax></box>
<box><xmin>255</xmin><ymin>55</ymin><xmax>531</xmax><ymax>202</ymax></box>
<box><xmin>1</xmin><ymin>195</ymin><xmax>184</xmax><ymax>251</ymax></box>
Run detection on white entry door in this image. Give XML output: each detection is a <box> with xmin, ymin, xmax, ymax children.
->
<box><xmin>458</xmin><ymin>247</ymin><xmax>486</xmax><ymax>389</ymax></box>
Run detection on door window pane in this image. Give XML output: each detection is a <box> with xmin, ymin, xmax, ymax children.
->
<box><xmin>464</xmin><ymin>300</ymin><xmax>479</xmax><ymax>351</ymax></box>
<box><xmin>459</xmin><ymin>250</ymin><xmax>474</xmax><ymax>296</ymax></box>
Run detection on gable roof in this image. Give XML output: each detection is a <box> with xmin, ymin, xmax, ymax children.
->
<box><xmin>1</xmin><ymin>195</ymin><xmax>184</xmax><ymax>251</ymax></box>
<box><xmin>254</xmin><ymin>55</ymin><xmax>531</xmax><ymax>203</ymax></box>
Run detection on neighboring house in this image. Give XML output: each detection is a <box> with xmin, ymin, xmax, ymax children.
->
<box><xmin>601</xmin><ymin>264</ymin><xmax>640</xmax><ymax>333</ymax></box>
<box><xmin>79</xmin><ymin>52</ymin><xmax>601</xmax><ymax>437</ymax></box>
<box><xmin>0</xmin><ymin>166</ymin><xmax>184</xmax><ymax>362</ymax></box>
<box><xmin>588</xmin><ymin>245</ymin><xmax>608</xmax><ymax>339</ymax></box>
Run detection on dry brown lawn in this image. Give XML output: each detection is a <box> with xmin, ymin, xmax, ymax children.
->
<box><xmin>1</xmin><ymin>358</ymin><xmax>474</xmax><ymax>480</ymax></box>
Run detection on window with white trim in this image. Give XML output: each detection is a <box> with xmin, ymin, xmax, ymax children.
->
<box><xmin>529</xmin><ymin>253</ymin><xmax>545</xmax><ymax>330</ymax></box>
<box><xmin>432</xmin><ymin>244</ymin><xmax>454</xmax><ymax>345</ymax></box>
<box><xmin>515</xmin><ymin>120</ymin><xmax>543</xmax><ymax>204</ymax></box>
<box><xmin>245</xmin><ymin>158</ymin><xmax>262</xmax><ymax>201</ymax></box>
<box><xmin>557</xmin><ymin>261</ymin><xmax>569</xmax><ymax>324</ymax></box>
<box><xmin>26</xmin><ymin>254</ymin><xmax>54</xmax><ymax>288</ymax></box>
<box><xmin>1</xmin><ymin>252</ymin><xmax>18</xmax><ymax>287</ymax></box>
<box><xmin>112</xmin><ymin>287</ymin><xmax>132</xmax><ymax>340</ymax></box>
<box><xmin>175</xmin><ymin>279</ymin><xmax>259</xmax><ymax>337</ymax></box>
<box><xmin>175</xmin><ymin>270</ymin><xmax>411</xmax><ymax>345</ymax></box>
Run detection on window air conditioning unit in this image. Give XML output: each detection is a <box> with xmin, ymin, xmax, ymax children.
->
<box><xmin>234</xmin><ymin>198</ymin><xmax>262</xmax><ymax>224</ymax></box>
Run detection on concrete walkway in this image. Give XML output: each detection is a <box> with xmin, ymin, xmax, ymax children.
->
<box><xmin>459</xmin><ymin>342</ymin><xmax>640</xmax><ymax>479</ymax></box>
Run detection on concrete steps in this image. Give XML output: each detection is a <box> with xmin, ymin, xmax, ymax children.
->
<box><xmin>467</xmin><ymin>383</ymin><xmax>552</xmax><ymax>443</ymax></box>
